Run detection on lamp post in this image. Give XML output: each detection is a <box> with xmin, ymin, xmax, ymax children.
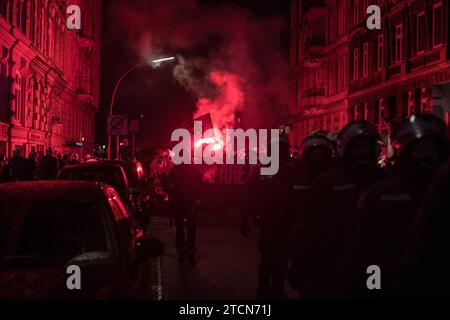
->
<box><xmin>107</xmin><ymin>57</ymin><xmax>175</xmax><ymax>160</ymax></box>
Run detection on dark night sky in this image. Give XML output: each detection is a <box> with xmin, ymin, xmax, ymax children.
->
<box><xmin>97</xmin><ymin>0</ymin><xmax>290</xmax><ymax>153</ymax></box>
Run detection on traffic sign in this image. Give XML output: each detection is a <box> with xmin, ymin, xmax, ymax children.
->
<box><xmin>122</xmin><ymin>138</ymin><xmax>129</xmax><ymax>147</ymax></box>
<box><xmin>130</xmin><ymin>119</ymin><xmax>140</xmax><ymax>135</ymax></box>
<box><xmin>108</xmin><ymin>115</ymin><xmax>128</xmax><ymax>136</ymax></box>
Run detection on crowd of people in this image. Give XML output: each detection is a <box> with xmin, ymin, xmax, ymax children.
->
<box><xmin>2</xmin><ymin>113</ymin><xmax>447</xmax><ymax>300</ymax></box>
<box><xmin>0</xmin><ymin>147</ymin><xmax>82</xmax><ymax>182</ymax></box>
<box><xmin>242</xmin><ymin>113</ymin><xmax>450</xmax><ymax>299</ymax></box>
<box><xmin>161</xmin><ymin>113</ymin><xmax>450</xmax><ymax>299</ymax></box>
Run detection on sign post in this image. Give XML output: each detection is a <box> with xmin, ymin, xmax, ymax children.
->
<box><xmin>130</xmin><ymin>119</ymin><xmax>140</xmax><ymax>160</ymax></box>
<box><xmin>107</xmin><ymin>115</ymin><xmax>128</xmax><ymax>160</ymax></box>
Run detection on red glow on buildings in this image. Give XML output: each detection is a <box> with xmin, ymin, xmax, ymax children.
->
<box><xmin>289</xmin><ymin>0</ymin><xmax>450</xmax><ymax>148</ymax></box>
<box><xmin>0</xmin><ymin>0</ymin><xmax>101</xmax><ymax>158</ymax></box>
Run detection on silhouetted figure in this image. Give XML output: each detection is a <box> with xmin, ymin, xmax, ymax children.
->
<box><xmin>1</xmin><ymin>148</ymin><xmax>26</xmax><ymax>182</ymax></box>
<box><xmin>296</xmin><ymin>121</ymin><xmax>385</xmax><ymax>299</ymax></box>
<box><xmin>60</xmin><ymin>153</ymin><xmax>70</xmax><ymax>169</ymax></box>
<box><xmin>243</xmin><ymin>136</ymin><xmax>296</xmax><ymax>299</ymax></box>
<box><xmin>341</xmin><ymin>114</ymin><xmax>450</xmax><ymax>298</ymax></box>
<box><xmin>395</xmin><ymin>153</ymin><xmax>450</xmax><ymax>298</ymax></box>
<box><xmin>288</xmin><ymin>131</ymin><xmax>334</xmax><ymax>296</ymax></box>
<box><xmin>168</xmin><ymin>162</ymin><xmax>203</xmax><ymax>265</ymax></box>
<box><xmin>38</xmin><ymin>147</ymin><xmax>58</xmax><ymax>180</ymax></box>
<box><xmin>67</xmin><ymin>153</ymin><xmax>80</xmax><ymax>165</ymax></box>
<box><xmin>23</xmin><ymin>151</ymin><xmax>37</xmax><ymax>181</ymax></box>
<box><xmin>0</xmin><ymin>153</ymin><xmax>5</xmax><ymax>179</ymax></box>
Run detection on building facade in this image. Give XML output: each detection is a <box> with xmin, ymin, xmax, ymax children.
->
<box><xmin>0</xmin><ymin>0</ymin><xmax>101</xmax><ymax>158</ymax></box>
<box><xmin>289</xmin><ymin>0</ymin><xmax>450</xmax><ymax>147</ymax></box>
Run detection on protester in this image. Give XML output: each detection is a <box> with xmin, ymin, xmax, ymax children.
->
<box><xmin>1</xmin><ymin>148</ymin><xmax>26</xmax><ymax>182</ymax></box>
<box><xmin>23</xmin><ymin>151</ymin><xmax>37</xmax><ymax>181</ymax></box>
<box><xmin>38</xmin><ymin>147</ymin><xmax>58</xmax><ymax>180</ymax></box>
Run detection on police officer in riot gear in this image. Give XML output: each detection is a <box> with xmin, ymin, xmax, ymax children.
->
<box><xmin>397</xmin><ymin>156</ymin><xmax>450</xmax><ymax>299</ymax></box>
<box><xmin>294</xmin><ymin>120</ymin><xmax>384</xmax><ymax>299</ymax></box>
<box><xmin>287</xmin><ymin>131</ymin><xmax>334</xmax><ymax>295</ymax></box>
<box><xmin>342</xmin><ymin>114</ymin><xmax>449</xmax><ymax>298</ymax></box>
<box><xmin>243</xmin><ymin>135</ymin><xmax>296</xmax><ymax>299</ymax></box>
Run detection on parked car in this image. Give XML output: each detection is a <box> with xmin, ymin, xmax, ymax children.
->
<box><xmin>0</xmin><ymin>181</ymin><xmax>163</xmax><ymax>299</ymax></box>
<box><xmin>57</xmin><ymin>162</ymin><xmax>146</xmax><ymax>227</ymax></box>
<box><xmin>105</xmin><ymin>160</ymin><xmax>152</xmax><ymax>228</ymax></box>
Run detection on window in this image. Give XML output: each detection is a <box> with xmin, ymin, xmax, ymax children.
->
<box><xmin>0</xmin><ymin>60</ymin><xmax>5</xmax><ymax>77</ymax></box>
<box><xmin>395</xmin><ymin>24</ymin><xmax>403</xmax><ymax>63</ymax></box>
<box><xmin>377</xmin><ymin>34</ymin><xmax>384</xmax><ymax>70</ymax></box>
<box><xmin>377</xmin><ymin>98</ymin><xmax>384</xmax><ymax>124</ymax></box>
<box><xmin>0</xmin><ymin>0</ymin><xmax>6</xmax><ymax>17</ymax></box>
<box><xmin>417</xmin><ymin>12</ymin><xmax>426</xmax><ymax>54</ymax></box>
<box><xmin>14</xmin><ymin>73</ymin><xmax>22</xmax><ymax>122</ymax></box>
<box><xmin>354</xmin><ymin>105</ymin><xmax>359</xmax><ymax>120</ymax></box>
<box><xmin>20</xmin><ymin>0</ymin><xmax>27</xmax><ymax>34</ymax></box>
<box><xmin>329</xmin><ymin>62</ymin><xmax>334</xmax><ymax>95</ymax></box>
<box><xmin>0</xmin><ymin>47</ymin><xmax>7</xmax><ymax>78</ymax></box>
<box><xmin>0</xmin><ymin>197</ymin><xmax>110</xmax><ymax>268</ymax></box>
<box><xmin>420</xmin><ymin>87</ymin><xmax>427</xmax><ymax>113</ymax></box>
<box><xmin>338</xmin><ymin>1</ymin><xmax>346</xmax><ymax>35</ymax></box>
<box><xmin>41</xmin><ymin>8</ymin><xmax>47</xmax><ymax>54</ymax></box>
<box><xmin>329</xmin><ymin>7</ymin><xmax>337</xmax><ymax>43</ymax></box>
<box><xmin>362</xmin><ymin>0</ymin><xmax>368</xmax><ymax>18</ymax></box>
<box><xmin>29</xmin><ymin>0</ymin><xmax>36</xmax><ymax>42</ymax></box>
<box><xmin>338</xmin><ymin>56</ymin><xmax>346</xmax><ymax>92</ymax></box>
<box><xmin>354</xmin><ymin>0</ymin><xmax>359</xmax><ymax>24</ymax></box>
<box><xmin>8</xmin><ymin>0</ymin><xmax>13</xmax><ymax>24</ymax></box>
<box><xmin>48</xmin><ymin>18</ymin><xmax>53</xmax><ymax>59</ymax></box>
<box><xmin>15</xmin><ymin>0</ymin><xmax>27</xmax><ymax>34</ymax></box>
<box><xmin>353</xmin><ymin>48</ymin><xmax>359</xmax><ymax>80</ymax></box>
<box><xmin>433</xmin><ymin>2</ymin><xmax>443</xmax><ymax>47</ymax></box>
<box><xmin>363</xmin><ymin>42</ymin><xmax>369</xmax><ymax>77</ymax></box>
<box><xmin>407</xmin><ymin>91</ymin><xmax>414</xmax><ymax>116</ymax></box>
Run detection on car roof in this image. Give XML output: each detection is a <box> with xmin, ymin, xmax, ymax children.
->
<box><xmin>103</xmin><ymin>160</ymin><xmax>136</xmax><ymax>166</ymax></box>
<box><xmin>61</xmin><ymin>162</ymin><xmax>124</xmax><ymax>170</ymax></box>
<box><xmin>0</xmin><ymin>181</ymin><xmax>111</xmax><ymax>199</ymax></box>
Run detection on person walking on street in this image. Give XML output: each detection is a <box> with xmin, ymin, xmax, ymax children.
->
<box><xmin>23</xmin><ymin>151</ymin><xmax>37</xmax><ymax>181</ymax></box>
<box><xmin>38</xmin><ymin>147</ymin><xmax>58</xmax><ymax>180</ymax></box>
<box><xmin>167</xmin><ymin>160</ymin><xmax>203</xmax><ymax>265</ymax></box>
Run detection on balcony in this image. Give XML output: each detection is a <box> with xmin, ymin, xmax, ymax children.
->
<box><xmin>303</xmin><ymin>88</ymin><xmax>325</xmax><ymax>98</ymax></box>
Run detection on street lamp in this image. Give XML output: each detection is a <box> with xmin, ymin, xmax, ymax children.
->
<box><xmin>107</xmin><ymin>56</ymin><xmax>176</xmax><ymax>160</ymax></box>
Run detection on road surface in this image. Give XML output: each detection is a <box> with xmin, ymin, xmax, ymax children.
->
<box><xmin>147</xmin><ymin>205</ymin><xmax>296</xmax><ymax>300</ymax></box>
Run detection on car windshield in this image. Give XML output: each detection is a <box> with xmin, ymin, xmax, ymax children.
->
<box><xmin>0</xmin><ymin>197</ymin><xmax>111</xmax><ymax>269</ymax></box>
<box><xmin>59</xmin><ymin>167</ymin><xmax>125</xmax><ymax>193</ymax></box>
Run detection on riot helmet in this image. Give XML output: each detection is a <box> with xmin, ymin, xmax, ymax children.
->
<box><xmin>336</xmin><ymin>120</ymin><xmax>381</xmax><ymax>162</ymax></box>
